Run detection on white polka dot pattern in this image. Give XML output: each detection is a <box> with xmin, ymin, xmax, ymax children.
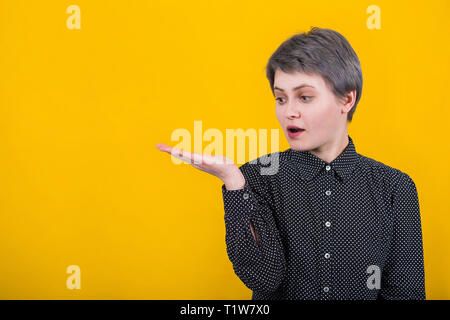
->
<box><xmin>221</xmin><ymin>135</ymin><xmax>425</xmax><ymax>300</ymax></box>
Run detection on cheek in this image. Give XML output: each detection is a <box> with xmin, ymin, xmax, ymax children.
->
<box><xmin>310</xmin><ymin>102</ymin><xmax>339</xmax><ymax>128</ymax></box>
<box><xmin>305</xmin><ymin>106</ymin><xmax>330</xmax><ymax>130</ymax></box>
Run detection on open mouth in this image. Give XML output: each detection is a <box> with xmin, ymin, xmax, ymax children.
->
<box><xmin>287</xmin><ymin>125</ymin><xmax>305</xmax><ymax>133</ymax></box>
<box><xmin>287</xmin><ymin>125</ymin><xmax>305</xmax><ymax>138</ymax></box>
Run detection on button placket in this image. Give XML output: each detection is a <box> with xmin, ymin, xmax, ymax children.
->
<box><xmin>321</xmin><ymin>167</ymin><xmax>334</xmax><ymax>299</ymax></box>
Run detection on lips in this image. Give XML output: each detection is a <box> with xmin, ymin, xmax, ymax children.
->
<box><xmin>287</xmin><ymin>125</ymin><xmax>305</xmax><ymax>133</ymax></box>
<box><xmin>286</xmin><ymin>125</ymin><xmax>305</xmax><ymax>138</ymax></box>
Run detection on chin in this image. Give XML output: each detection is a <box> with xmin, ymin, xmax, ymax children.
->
<box><xmin>288</xmin><ymin>141</ymin><xmax>310</xmax><ymax>151</ymax></box>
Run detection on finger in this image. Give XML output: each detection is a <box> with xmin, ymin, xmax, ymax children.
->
<box><xmin>157</xmin><ymin>143</ymin><xmax>233</xmax><ymax>166</ymax></box>
<box><xmin>156</xmin><ymin>143</ymin><xmax>172</xmax><ymax>153</ymax></box>
<box><xmin>169</xmin><ymin>148</ymin><xmax>205</xmax><ymax>165</ymax></box>
<box><xmin>202</xmin><ymin>154</ymin><xmax>234</xmax><ymax>165</ymax></box>
<box><xmin>157</xmin><ymin>143</ymin><xmax>192</xmax><ymax>162</ymax></box>
<box><xmin>157</xmin><ymin>143</ymin><xmax>189</xmax><ymax>161</ymax></box>
<box><xmin>171</xmin><ymin>148</ymin><xmax>197</xmax><ymax>165</ymax></box>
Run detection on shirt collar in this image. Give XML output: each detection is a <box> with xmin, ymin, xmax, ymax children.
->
<box><xmin>288</xmin><ymin>135</ymin><xmax>359</xmax><ymax>182</ymax></box>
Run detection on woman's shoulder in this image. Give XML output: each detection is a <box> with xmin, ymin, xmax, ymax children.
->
<box><xmin>357</xmin><ymin>153</ymin><xmax>416</xmax><ymax>190</ymax></box>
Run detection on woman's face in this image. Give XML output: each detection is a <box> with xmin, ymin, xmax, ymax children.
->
<box><xmin>274</xmin><ymin>69</ymin><xmax>349</xmax><ymax>151</ymax></box>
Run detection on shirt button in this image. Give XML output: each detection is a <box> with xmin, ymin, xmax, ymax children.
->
<box><xmin>325</xmin><ymin>165</ymin><xmax>331</xmax><ymax>171</ymax></box>
<box><xmin>323</xmin><ymin>287</ymin><xmax>329</xmax><ymax>293</ymax></box>
<box><xmin>324</xmin><ymin>253</ymin><xmax>330</xmax><ymax>259</ymax></box>
<box><xmin>325</xmin><ymin>221</ymin><xmax>331</xmax><ymax>227</ymax></box>
<box><xmin>325</xmin><ymin>190</ymin><xmax>331</xmax><ymax>196</ymax></box>
<box><xmin>243</xmin><ymin>193</ymin><xmax>249</xmax><ymax>199</ymax></box>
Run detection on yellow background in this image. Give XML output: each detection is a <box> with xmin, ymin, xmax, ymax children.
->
<box><xmin>0</xmin><ymin>0</ymin><xmax>449</xmax><ymax>299</ymax></box>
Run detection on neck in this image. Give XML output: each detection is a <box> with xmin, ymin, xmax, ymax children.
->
<box><xmin>309</xmin><ymin>130</ymin><xmax>350</xmax><ymax>164</ymax></box>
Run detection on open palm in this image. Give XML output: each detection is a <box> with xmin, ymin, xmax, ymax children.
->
<box><xmin>156</xmin><ymin>143</ymin><xmax>238</xmax><ymax>182</ymax></box>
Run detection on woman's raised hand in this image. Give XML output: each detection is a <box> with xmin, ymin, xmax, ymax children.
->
<box><xmin>156</xmin><ymin>143</ymin><xmax>246</xmax><ymax>190</ymax></box>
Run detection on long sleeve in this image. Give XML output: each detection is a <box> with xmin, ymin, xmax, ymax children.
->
<box><xmin>378</xmin><ymin>172</ymin><xmax>426</xmax><ymax>300</ymax></box>
<box><xmin>221</xmin><ymin>162</ymin><xmax>286</xmax><ymax>293</ymax></box>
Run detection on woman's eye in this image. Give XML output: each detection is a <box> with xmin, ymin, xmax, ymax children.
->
<box><xmin>276</xmin><ymin>96</ymin><xmax>312</xmax><ymax>104</ymax></box>
<box><xmin>301</xmin><ymin>96</ymin><xmax>312</xmax><ymax>101</ymax></box>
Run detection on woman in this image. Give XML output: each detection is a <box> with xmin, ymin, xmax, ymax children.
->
<box><xmin>156</xmin><ymin>27</ymin><xmax>425</xmax><ymax>300</ymax></box>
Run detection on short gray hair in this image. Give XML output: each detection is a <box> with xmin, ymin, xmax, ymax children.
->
<box><xmin>266</xmin><ymin>27</ymin><xmax>363</xmax><ymax>122</ymax></box>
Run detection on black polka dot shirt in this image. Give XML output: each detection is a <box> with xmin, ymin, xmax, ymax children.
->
<box><xmin>221</xmin><ymin>135</ymin><xmax>425</xmax><ymax>300</ymax></box>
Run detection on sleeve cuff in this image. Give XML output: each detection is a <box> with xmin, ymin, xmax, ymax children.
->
<box><xmin>221</xmin><ymin>182</ymin><xmax>255</xmax><ymax>214</ymax></box>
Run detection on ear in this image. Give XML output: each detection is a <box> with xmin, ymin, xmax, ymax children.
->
<box><xmin>341</xmin><ymin>90</ymin><xmax>356</xmax><ymax>114</ymax></box>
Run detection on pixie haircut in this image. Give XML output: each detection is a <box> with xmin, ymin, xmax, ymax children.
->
<box><xmin>266</xmin><ymin>27</ymin><xmax>363</xmax><ymax>122</ymax></box>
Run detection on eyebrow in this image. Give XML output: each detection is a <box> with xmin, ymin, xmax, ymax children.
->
<box><xmin>273</xmin><ymin>84</ymin><xmax>315</xmax><ymax>92</ymax></box>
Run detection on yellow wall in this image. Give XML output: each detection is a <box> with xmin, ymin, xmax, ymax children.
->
<box><xmin>0</xmin><ymin>0</ymin><xmax>449</xmax><ymax>299</ymax></box>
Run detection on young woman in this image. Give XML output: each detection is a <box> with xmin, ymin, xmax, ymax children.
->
<box><xmin>156</xmin><ymin>27</ymin><xmax>425</xmax><ymax>300</ymax></box>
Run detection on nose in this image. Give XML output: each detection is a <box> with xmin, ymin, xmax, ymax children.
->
<box><xmin>286</xmin><ymin>100</ymin><xmax>301</xmax><ymax>119</ymax></box>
